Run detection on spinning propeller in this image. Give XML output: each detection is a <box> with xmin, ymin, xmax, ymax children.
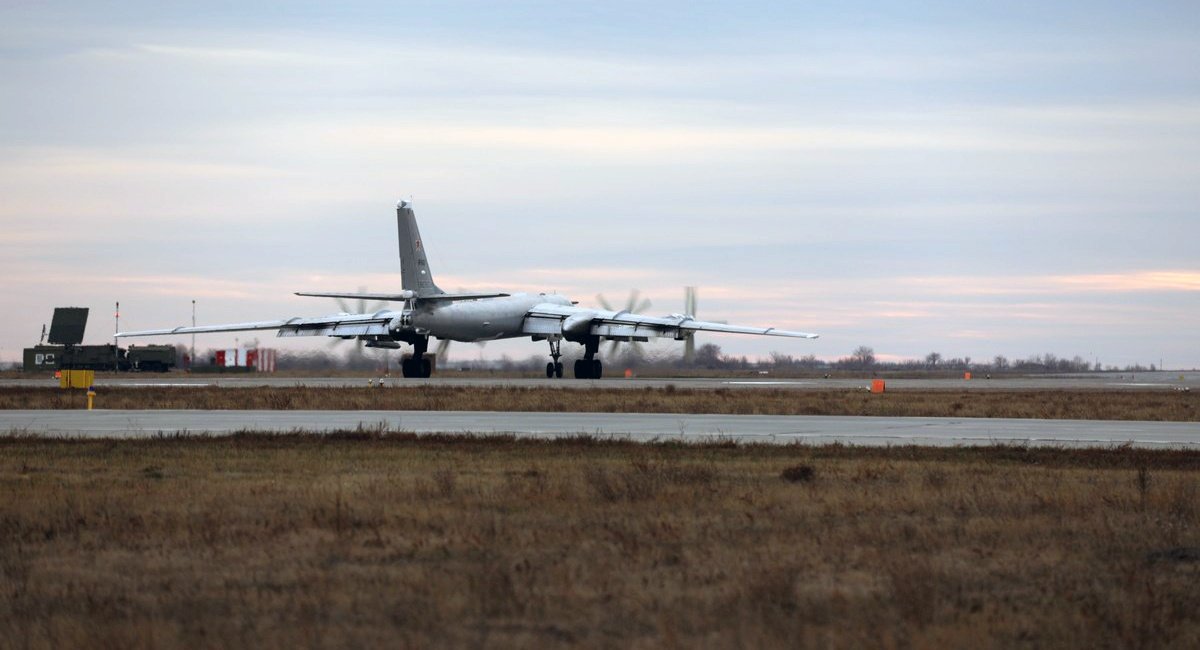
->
<box><xmin>596</xmin><ymin>289</ymin><xmax>652</xmax><ymax>356</ymax></box>
<box><xmin>681</xmin><ymin>286</ymin><xmax>722</xmax><ymax>364</ymax></box>
<box><xmin>327</xmin><ymin>287</ymin><xmax>388</xmax><ymax>355</ymax></box>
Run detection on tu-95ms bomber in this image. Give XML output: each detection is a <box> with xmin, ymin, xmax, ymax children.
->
<box><xmin>117</xmin><ymin>201</ymin><xmax>818</xmax><ymax>378</ymax></box>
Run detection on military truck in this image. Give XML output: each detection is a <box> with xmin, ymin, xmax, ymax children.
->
<box><xmin>126</xmin><ymin>344</ymin><xmax>176</xmax><ymax>372</ymax></box>
<box><xmin>23</xmin><ymin>307</ymin><xmax>175</xmax><ymax>372</ymax></box>
<box><xmin>23</xmin><ymin>345</ymin><xmax>65</xmax><ymax>371</ymax></box>
<box><xmin>24</xmin><ymin>344</ymin><xmax>120</xmax><ymax>371</ymax></box>
<box><xmin>22</xmin><ymin>344</ymin><xmax>176</xmax><ymax>372</ymax></box>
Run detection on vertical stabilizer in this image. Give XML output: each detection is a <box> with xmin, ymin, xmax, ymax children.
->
<box><xmin>396</xmin><ymin>200</ymin><xmax>444</xmax><ymax>296</ymax></box>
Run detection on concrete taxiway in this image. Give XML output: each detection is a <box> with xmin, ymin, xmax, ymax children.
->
<box><xmin>2</xmin><ymin>371</ymin><xmax>1197</xmax><ymax>392</ymax></box>
<box><xmin>3</xmin><ymin>410</ymin><xmax>1197</xmax><ymax>447</ymax></box>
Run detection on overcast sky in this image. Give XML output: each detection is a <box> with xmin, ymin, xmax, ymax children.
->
<box><xmin>2</xmin><ymin>1</ymin><xmax>1198</xmax><ymax>368</ymax></box>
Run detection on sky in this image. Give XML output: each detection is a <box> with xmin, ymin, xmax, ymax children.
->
<box><xmin>2</xmin><ymin>1</ymin><xmax>1198</xmax><ymax>368</ymax></box>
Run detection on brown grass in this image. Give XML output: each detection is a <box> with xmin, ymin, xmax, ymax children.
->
<box><xmin>2</xmin><ymin>434</ymin><xmax>1199</xmax><ymax>648</ymax></box>
<box><xmin>4</xmin><ymin>385</ymin><xmax>1199</xmax><ymax>421</ymax></box>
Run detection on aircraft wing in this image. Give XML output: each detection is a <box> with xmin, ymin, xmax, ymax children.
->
<box><xmin>116</xmin><ymin>311</ymin><xmax>399</xmax><ymax>339</ymax></box>
<box><xmin>522</xmin><ymin>304</ymin><xmax>818</xmax><ymax>341</ymax></box>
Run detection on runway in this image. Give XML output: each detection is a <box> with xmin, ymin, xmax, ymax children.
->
<box><xmin>2</xmin><ymin>370</ymin><xmax>1198</xmax><ymax>391</ymax></box>
<box><xmin>3</xmin><ymin>410</ymin><xmax>1197</xmax><ymax>447</ymax></box>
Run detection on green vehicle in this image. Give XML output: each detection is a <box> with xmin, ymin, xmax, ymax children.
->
<box><xmin>23</xmin><ymin>344</ymin><xmax>122</xmax><ymax>371</ymax></box>
<box><xmin>23</xmin><ymin>345</ymin><xmax>66</xmax><ymax>371</ymax></box>
<box><xmin>22</xmin><ymin>344</ymin><xmax>176</xmax><ymax>372</ymax></box>
<box><xmin>126</xmin><ymin>345</ymin><xmax>176</xmax><ymax>372</ymax></box>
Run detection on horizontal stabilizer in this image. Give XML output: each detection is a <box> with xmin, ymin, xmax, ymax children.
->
<box><xmin>295</xmin><ymin>291</ymin><xmax>508</xmax><ymax>303</ymax></box>
<box><xmin>417</xmin><ymin>292</ymin><xmax>510</xmax><ymax>302</ymax></box>
<box><xmin>295</xmin><ymin>291</ymin><xmax>415</xmax><ymax>302</ymax></box>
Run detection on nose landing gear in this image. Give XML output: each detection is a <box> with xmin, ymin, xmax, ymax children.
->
<box><xmin>545</xmin><ymin>339</ymin><xmax>564</xmax><ymax>378</ymax></box>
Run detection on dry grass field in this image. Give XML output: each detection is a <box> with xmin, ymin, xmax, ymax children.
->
<box><xmin>3</xmin><ymin>385</ymin><xmax>1198</xmax><ymax>421</ymax></box>
<box><xmin>2</xmin><ymin>434</ymin><xmax>1199</xmax><ymax>648</ymax></box>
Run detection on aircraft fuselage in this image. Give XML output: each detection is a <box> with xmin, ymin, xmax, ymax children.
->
<box><xmin>413</xmin><ymin>293</ymin><xmax>573</xmax><ymax>342</ymax></box>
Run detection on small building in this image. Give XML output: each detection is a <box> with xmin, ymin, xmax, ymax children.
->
<box><xmin>213</xmin><ymin>348</ymin><xmax>277</xmax><ymax>372</ymax></box>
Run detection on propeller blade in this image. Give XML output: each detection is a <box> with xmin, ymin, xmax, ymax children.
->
<box><xmin>599</xmin><ymin>289</ymin><xmax>650</xmax><ymax>314</ymax></box>
<box><xmin>355</xmin><ymin>286</ymin><xmax>368</xmax><ymax>315</ymax></box>
<box><xmin>624</xmin><ymin>289</ymin><xmax>640</xmax><ymax>312</ymax></box>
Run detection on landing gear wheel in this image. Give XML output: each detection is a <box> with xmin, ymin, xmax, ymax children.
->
<box><xmin>545</xmin><ymin>339</ymin><xmax>565</xmax><ymax>379</ymax></box>
<box><xmin>401</xmin><ymin>357</ymin><xmax>433</xmax><ymax>378</ymax></box>
<box><xmin>574</xmin><ymin>359</ymin><xmax>600</xmax><ymax>380</ymax></box>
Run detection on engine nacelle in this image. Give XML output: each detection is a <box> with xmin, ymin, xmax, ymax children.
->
<box><xmin>561</xmin><ymin>311</ymin><xmax>596</xmax><ymax>341</ymax></box>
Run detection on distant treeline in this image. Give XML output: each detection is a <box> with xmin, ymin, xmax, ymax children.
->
<box><xmin>753</xmin><ymin>346</ymin><xmax>1161</xmax><ymax>374</ymax></box>
<box><xmin>162</xmin><ymin>343</ymin><xmax>1168</xmax><ymax>374</ymax></box>
<box><xmin>2</xmin><ymin>342</ymin><xmax>1169</xmax><ymax>374</ymax></box>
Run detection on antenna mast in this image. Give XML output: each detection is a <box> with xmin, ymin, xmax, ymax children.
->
<box><xmin>115</xmin><ymin>301</ymin><xmax>120</xmax><ymax>370</ymax></box>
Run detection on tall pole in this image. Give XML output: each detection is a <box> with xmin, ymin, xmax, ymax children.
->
<box><xmin>191</xmin><ymin>300</ymin><xmax>196</xmax><ymax>373</ymax></box>
<box><xmin>683</xmin><ymin>287</ymin><xmax>696</xmax><ymax>365</ymax></box>
<box><xmin>114</xmin><ymin>301</ymin><xmax>119</xmax><ymax>371</ymax></box>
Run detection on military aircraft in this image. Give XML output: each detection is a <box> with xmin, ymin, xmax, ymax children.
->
<box><xmin>117</xmin><ymin>201</ymin><xmax>818</xmax><ymax>378</ymax></box>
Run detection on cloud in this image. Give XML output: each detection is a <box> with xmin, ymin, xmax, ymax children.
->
<box><xmin>132</xmin><ymin>43</ymin><xmax>328</xmax><ymax>66</ymax></box>
<box><xmin>1054</xmin><ymin>271</ymin><xmax>1200</xmax><ymax>293</ymax></box>
<box><xmin>901</xmin><ymin>270</ymin><xmax>1200</xmax><ymax>296</ymax></box>
<box><xmin>324</xmin><ymin>122</ymin><xmax>1118</xmax><ymax>156</ymax></box>
<box><xmin>0</xmin><ymin>146</ymin><xmax>282</xmax><ymax>180</ymax></box>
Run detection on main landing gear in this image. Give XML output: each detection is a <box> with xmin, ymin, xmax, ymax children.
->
<box><xmin>573</xmin><ymin>358</ymin><xmax>602</xmax><ymax>380</ymax></box>
<box><xmin>401</xmin><ymin>336</ymin><xmax>433</xmax><ymax>378</ymax></box>
<box><xmin>543</xmin><ymin>337</ymin><xmax>602</xmax><ymax>380</ymax></box>
<box><xmin>545</xmin><ymin>339</ymin><xmax>564</xmax><ymax>378</ymax></box>
<box><xmin>573</xmin><ymin>336</ymin><xmax>603</xmax><ymax>380</ymax></box>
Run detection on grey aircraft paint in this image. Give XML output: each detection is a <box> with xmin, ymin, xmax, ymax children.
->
<box><xmin>415</xmin><ymin>293</ymin><xmax>573</xmax><ymax>342</ymax></box>
<box><xmin>116</xmin><ymin>200</ymin><xmax>817</xmax><ymax>378</ymax></box>
<box><xmin>396</xmin><ymin>200</ymin><xmax>444</xmax><ymax>297</ymax></box>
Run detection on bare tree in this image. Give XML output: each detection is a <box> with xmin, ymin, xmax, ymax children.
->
<box><xmin>694</xmin><ymin>343</ymin><xmax>724</xmax><ymax>368</ymax></box>
<box><xmin>850</xmin><ymin>346</ymin><xmax>876</xmax><ymax>369</ymax></box>
<box><xmin>925</xmin><ymin>352</ymin><xmax>942</xmax><ymax>368</ymax></box>
<box><xmin>770</xmin><ymin>352</ymin><xmax>795</xmax><ymax>367</ymax></box>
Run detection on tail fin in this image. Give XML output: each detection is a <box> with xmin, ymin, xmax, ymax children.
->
<box><xmin>396</xmin><ymin>200</ymin><xmax>444</xmax><ymax>296</ymax></box>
